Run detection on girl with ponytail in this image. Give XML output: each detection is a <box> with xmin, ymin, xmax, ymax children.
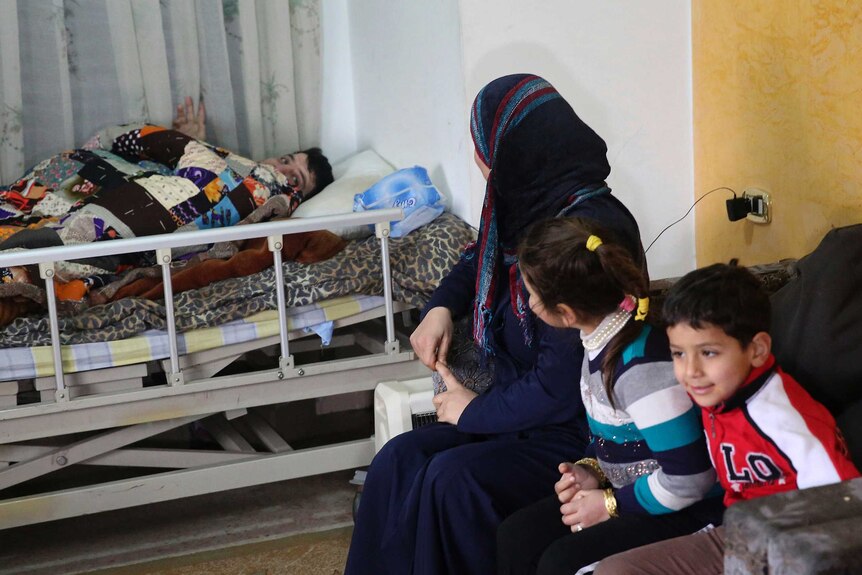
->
<box><xmin>497</xmin><ymin>218</ymin><xmax>724</xmax><ymax>575</ymax></box>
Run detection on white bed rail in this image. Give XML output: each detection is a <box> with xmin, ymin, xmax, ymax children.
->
<box><xmin>0</xmin><ymin>208</ymin><xmax>403</xmax><ymax>403</ymax></box>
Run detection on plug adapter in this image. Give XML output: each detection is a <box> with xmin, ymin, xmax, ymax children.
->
<box><xmin>726</xmin><ymin>197</ymin><xmax>751</xmax><ymax>221</ymax></box>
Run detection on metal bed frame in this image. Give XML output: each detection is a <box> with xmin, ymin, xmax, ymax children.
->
<box><xmin>0</xmin><ymin>208</ymin><xmax>429</xmax><ymax>529</ymax></box>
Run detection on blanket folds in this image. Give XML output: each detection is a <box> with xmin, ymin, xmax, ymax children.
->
<box><xmin>110</xmin><ymin>230</ymin><xmax>348</xmax><ymax>301</ymax></box>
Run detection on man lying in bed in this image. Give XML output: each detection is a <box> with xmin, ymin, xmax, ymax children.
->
<box><xmin>0</xmin><ymin>99</ymin><xmax>335</xmax><ymax>325</ymax></box>
<box><xmin>171</xmin><ymin>97</ymin><xmax>331</xmax><ymax>201</ymax></box>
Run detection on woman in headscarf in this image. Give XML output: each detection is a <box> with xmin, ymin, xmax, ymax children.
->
<box><xmin>344</xmin><ymin>74</ymin><xmax>645</xmax><ymax>575</ymax></box>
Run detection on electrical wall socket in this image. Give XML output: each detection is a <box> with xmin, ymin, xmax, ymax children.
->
<box><xmin>743</xmin><ymin>188</ymin><xmax>771</xmax><ymax>224</ymax></box>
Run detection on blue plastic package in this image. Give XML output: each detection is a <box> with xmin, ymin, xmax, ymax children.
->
<box><xmin>353</xmin><ymin>166</ymin><xmax>445</xmax><ymax>237</ymax></box>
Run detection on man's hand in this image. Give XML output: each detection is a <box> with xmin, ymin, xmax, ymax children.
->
<box><xmin>409</xmin><ymin>307</ymin><xmax>453</xmax><ymax>369</ymax></box>
<box><xmin>432</xmin><ymin>362</ymin><xmax>477</xmax><ymax>425</ymax></box>
<box><xmin>559</xmin><ymin>488</ymin><xmax>610</xmax><ymax>533</ymax></box>
<box><xmin>173</xmin><ymin>96</ymin><xmax>207</xmax><ymax>140</ymax></box>
<box><xmin>555</xmin><ymin>462</ymin><xmax>600</xmax><ymax>503</ymax></box>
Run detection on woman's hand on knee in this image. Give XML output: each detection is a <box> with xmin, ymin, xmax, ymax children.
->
<box><xmin>555</xmin><ymin>462</ymin><xmax>599</xmax><ymax>503</ymax></box>
<box><xmin>410</xmin><ymin>307</ymin><xmax>453</xmax><ymax>369</ymax></box>
<box><xmin>560</xmin><ymin>489</ymin><xmax>610</xmax><ymax>532</ymax></box>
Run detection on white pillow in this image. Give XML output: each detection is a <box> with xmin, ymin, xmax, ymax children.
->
<box><xmin>293</xmin><ymin>149</ymin><xmax>395</xmax><ymax>239</ymax></box>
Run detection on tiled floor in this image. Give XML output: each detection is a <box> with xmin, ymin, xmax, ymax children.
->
<box><xmin>89</xmin><ymin>527</ymin><xmax>353</xmax><ymax>575</ymax></box>
<box><xmin>0</xmin><ymin>469</ymin><xmax>359</xmax><ymax>575</ymax></box>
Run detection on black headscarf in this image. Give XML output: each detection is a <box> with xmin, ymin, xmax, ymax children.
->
<box><xmin>470</xmin><ymin>73</ymin><xmax>612</xmax><ymax>354</ymax></box>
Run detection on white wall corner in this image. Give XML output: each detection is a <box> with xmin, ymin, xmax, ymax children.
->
<box><xmin>344</xmin><ymin>0</ymin><xmax>473</xmax><ymax>224</ymax></box>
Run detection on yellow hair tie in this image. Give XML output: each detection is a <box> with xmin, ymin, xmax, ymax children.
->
<box><xmin>586</xmin><ymin>235</ymin><xmax>603</xmax><ymax>252</ymax></box>
<box><xmin>635</xmin><ymin>297</ymin><xmax>650</xmax><ymax>321</ymax></box>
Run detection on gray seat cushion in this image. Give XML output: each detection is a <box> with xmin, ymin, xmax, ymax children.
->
<box><xmin>769</xmin><ymin>223</ymin><xmax>862</xmax><ymax>466</ymax></box>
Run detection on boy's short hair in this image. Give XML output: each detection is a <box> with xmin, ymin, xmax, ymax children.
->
<box><xmin>662</xmin><ymin>261</ymin><xmax>771</xmax><ymax>346</ymax></box>
<box><xmin>301</xmin><ymin>147</ymin><xmax>334</xmax><ymax>199</ymax></box>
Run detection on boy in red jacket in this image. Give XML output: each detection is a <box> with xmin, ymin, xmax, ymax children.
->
<box><xmin>594</xmin><ymin>262</ymin><xmax>860</xmax><ymax>574</ymax></box>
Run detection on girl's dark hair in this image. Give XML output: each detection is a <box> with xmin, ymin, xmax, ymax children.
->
<box><xmin>662</xmin><ymin>261</ymin><xmax>770</xmax><ymax>347</ymax></box>
<box><xmin>517</xmin><ymin>217</ymin><xmax>649</xmax><ymax>406</ymax></box>
<box><xmin>301</xmin><ymin>147</ymin><xmax>334</xmax><ymax>199</ymax></box>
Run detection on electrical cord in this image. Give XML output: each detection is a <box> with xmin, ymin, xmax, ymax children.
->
<box><xmin>644</xmin><ymin>187</ymin><xmax>737</xmax><ymax>254</ymax></box>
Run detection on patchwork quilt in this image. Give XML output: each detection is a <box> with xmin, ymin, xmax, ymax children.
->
<box><xmin>0</xmin><ymin>124</ymin><xmax>301</xmax><ymax>305</ymax></box>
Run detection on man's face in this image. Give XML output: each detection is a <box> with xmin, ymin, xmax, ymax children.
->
<box><xmin>666</xmin><ymin>322</ymin><xmax>756</xmax><ymax>408</ymax></box>
<box><xmin>262</xmin><ymin>152</ymin><xmax>316</xmax><ymax>197</ymax></box>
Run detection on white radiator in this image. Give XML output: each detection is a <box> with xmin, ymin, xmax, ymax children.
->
<box><xmin>373</xmin><ymin>377</ymin><xmax>437</xmax><ymax>453</ymax></box>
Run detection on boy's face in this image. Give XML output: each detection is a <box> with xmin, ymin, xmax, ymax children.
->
<box><xmin>666</xmin><ymin>322</ymin><xmax>768</xmax><ymax>408</ymax></box>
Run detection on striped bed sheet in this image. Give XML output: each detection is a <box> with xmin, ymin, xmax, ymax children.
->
<box><xmin>0</xmin><ymin>294</ymin><xmax>384</xmax><ymax>381</ymax></box>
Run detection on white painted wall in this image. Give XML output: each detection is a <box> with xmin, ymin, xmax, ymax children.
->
<box><xmin>458</xmin><ymin>1</ymin><xmax>695</xmax><ymax>279</ymax></box>
<box><xmin>344</xmin><ymin>0</ymin><xmax>472</xmax><ymax>220</ymax></box>
<box><xmin>319</xmin><ymin>0</ymin><xmax>357</xmax><ymax>164</ymax></box>
<box><xmin>324</xmin><ymin>1</ymin><xmax>694</xmax><ymax>278</ymax></box>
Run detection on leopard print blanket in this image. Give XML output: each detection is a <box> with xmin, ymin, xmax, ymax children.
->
<box><xmin>0</xmin><ymin>212</ymin><xmax>476</xmax><ymax>347</ymax></box>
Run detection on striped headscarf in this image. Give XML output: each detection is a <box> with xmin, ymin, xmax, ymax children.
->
<box><xmin>470</xmin><ymin>74</ymin><xmax>612</xmax><ymax>356</ymax></box>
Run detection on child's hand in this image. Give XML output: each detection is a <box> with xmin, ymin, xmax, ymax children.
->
<box><xmin>555</xmin><ymin>462</ymin><xmax>600</xmax><ymax>503</ymax></box>
<box><xmin>559</xmin><ymin>488</ymin><xmax>610</xmax><ymax>533</ymax></box>
<box><xmin>432</xmin><ymin>362</ymin><xmax>478</xmax><ymax>425</ymax></box>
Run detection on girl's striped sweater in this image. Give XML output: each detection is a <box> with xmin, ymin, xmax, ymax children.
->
<box><xmin>582</xmin><ymin>323</ymin><xmax>718</xmax><ymax>515</ymax></box>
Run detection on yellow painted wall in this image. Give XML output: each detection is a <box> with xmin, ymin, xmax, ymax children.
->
<box><xmin>693</xmin><ymin>1</ymin><xmax>862</xmax><ymax>265</ymax></box>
